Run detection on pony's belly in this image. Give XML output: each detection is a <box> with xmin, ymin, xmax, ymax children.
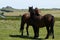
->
<box><xmin>38</xmin><ymin>24</ymin><xmax>45</xmax><ymax>28</ymax></box>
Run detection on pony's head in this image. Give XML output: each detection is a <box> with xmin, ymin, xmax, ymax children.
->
<box><xmin>29</xmin><ymin>6</ymin><xmax>33</xmax><ymax>12</ymax></box>
<box><xmin>28</xmin><ymin>6</ymin><xmax>35</xmax><ymax>17</ymax></box>
<box><xmin>34</xmin><ymin>7</ymin><xmax>39</xmax><ymax>13</ymax></box>
<box><xmin>34</xmin><ymin>7</ymin><xmax>40</xmax><ymax>16</ymax></box>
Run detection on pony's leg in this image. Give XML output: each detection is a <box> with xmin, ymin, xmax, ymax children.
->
<box><xmin>20</xmin><ymin>21</ymin><xmax>25</xmax><ymax>36</ymax></box>
<box><xmin>51</xmin><ymin>17</ymin><xmax>54</xmax><ymax>39</ymax></box>
<box><xmin>26</xmin><ymin>24</ymin><xmax>29</xmax><ymax>36</ymax></box>
<box><xmin>50</xmin><ymin>23</ymin><xmax>54</xmax><ymax>39</ymax></box>
<box><xmin>45</xmin><ymin>27</ymin><xmax>50</xmax><ymax>39</ymax></box>
<box><xmin>36</xmin><ymin>27</ymin><xmax>39</xmax><ymax>38</ymax></box>
<box><xmin>33</xmin><ymin>26</ymin><xmax>39</xmax><ymax>39</ymax></box>
<box><xmin>51</xmin><ymin>27</ymin><xmax>54</xmax><ymax>39</ymax></box>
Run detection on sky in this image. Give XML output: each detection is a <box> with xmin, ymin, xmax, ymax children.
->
<box><xmin>0</xmin><ymin>0</ymin><xmax>60</xmax><ymax>9</ymax></box>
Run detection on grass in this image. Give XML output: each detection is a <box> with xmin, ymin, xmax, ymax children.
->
<box><xmin>2</xmin><ymin>9</ymin><xmax>60</xmax><ymax>17</ymax></box>
<box><xmin>0</xmin><ymin>10</ymin><xmax>60</xmax><ymax>40</ymax></box>
<box><xmin>0</xmin><ymin>20</ymin><xmax>60</xmax><ymax>40</ymax></box>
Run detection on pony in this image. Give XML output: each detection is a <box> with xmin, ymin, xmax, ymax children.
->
<box><xmin>20</xmin><ymin>7</ymin><xmax>40</xmax><ymax>36</ymax></box>
<box><xmin>20</xmin><ymin>7</ymin><xmax>55</xmax><ymax>39</ymax></box>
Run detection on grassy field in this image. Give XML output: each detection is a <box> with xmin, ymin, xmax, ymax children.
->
<box><xmin>3</xmin><ymin>9</ymin><xmax>60</xmax><ymax>17</ymax></box>
<box><xmin>0</xmin><ymin>20</ymin><xmax>60</xmax><ymax>40</ymax></box>
<box><xmin>0</xmin><ymin>10</ymin><xmax>60</xmax><ymax>40</ymax></box>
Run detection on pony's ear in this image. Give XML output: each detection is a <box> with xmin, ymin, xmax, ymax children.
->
<box><xmin>32</xmin><ymin>6</ymin><xmax>33</xmax><ymax>8</ymax></box>
<box><xmin>29</xmin><ymin>6</ymin><xmax>30</xmax><ymax>8</ymax></box>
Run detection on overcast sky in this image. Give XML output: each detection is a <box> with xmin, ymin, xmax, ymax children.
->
<box><xmin>0</xmin><ymin>0</ymin><xmax>60</xmax><ymax>9</ymax></box>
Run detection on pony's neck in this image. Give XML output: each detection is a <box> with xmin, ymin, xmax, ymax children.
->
<box><xmin>30</xmin><ymin>11</ymin><xmax>35</xmax><ymax>17</ymax></box>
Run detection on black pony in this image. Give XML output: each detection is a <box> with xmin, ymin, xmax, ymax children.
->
<box><xmin>20</xmin><ymin>7</ymin><xmax>55</xmax><ymax>39</ymax></box>
<box><xmin>20</xmin><ymin>7</ymin><xmax>39</xmax><ymax>36</ymax></box>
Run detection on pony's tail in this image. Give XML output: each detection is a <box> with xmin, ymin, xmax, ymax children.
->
<box><xmin>51</xmin><ymin>16</ymin><xmax>55</xmax><ymax>23</ymax></box>
<box><xmin>20</xmin><ymin>16</ymin><xmax>25</xmax><ymax>32</ymax></box>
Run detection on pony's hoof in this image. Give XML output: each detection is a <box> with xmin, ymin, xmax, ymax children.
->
<box><xmin>27</xmin><ymin>35</ymin><xmax>29</xmax><ymax>37</ymax></box>
<box><xmin>52</xmin><ymin>37</ymin><xmax>54</xmax><ymax>39</ymax></box>
<box><xmin>33</xmin><ymin>37</ymin><xmax>38</xmax><ymax>39</ymax></box>
<box><xmin>20</xmin><ymin>35</ymin><xmax>23</xmax><ymax>38</ymax></box>
<box><xmin>45</xmin><ymin>37</ymin><xmax>48</xmax><ymax>39</ymax></box>
<box><xmin>21</xmin><ymin>34</ymin><xmax>23</xmax><ymax>37</ymax></box>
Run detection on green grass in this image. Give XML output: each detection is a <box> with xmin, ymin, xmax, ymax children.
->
<box><xmin>0</xmin><ymin>20</ymin><xmax>60</xmax><ymax>40</ymax></box>
<box><xmin>0</xmin><ymin>10</ymin><xmax>60</xmax><ymax>40</ymax></box>
<box><xmin>0</xmin><ymin>16</ymin><xmax>60</xmax><ymax>21</ymax></box>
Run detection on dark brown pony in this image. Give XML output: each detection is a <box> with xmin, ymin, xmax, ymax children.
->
<box><xmin>20</xmin><ymin>7</ymin><xmax>55</xmax><ymax>39</ymax></box>
<box><xmin>20</xmin><ymin>13</ymin><xmax>30</xmax><ymax>36</ymax></box>
<box><xmin>20</xmin><ymin>7</ymin><xmax>40</xmax><ymax>36</ymax></box>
